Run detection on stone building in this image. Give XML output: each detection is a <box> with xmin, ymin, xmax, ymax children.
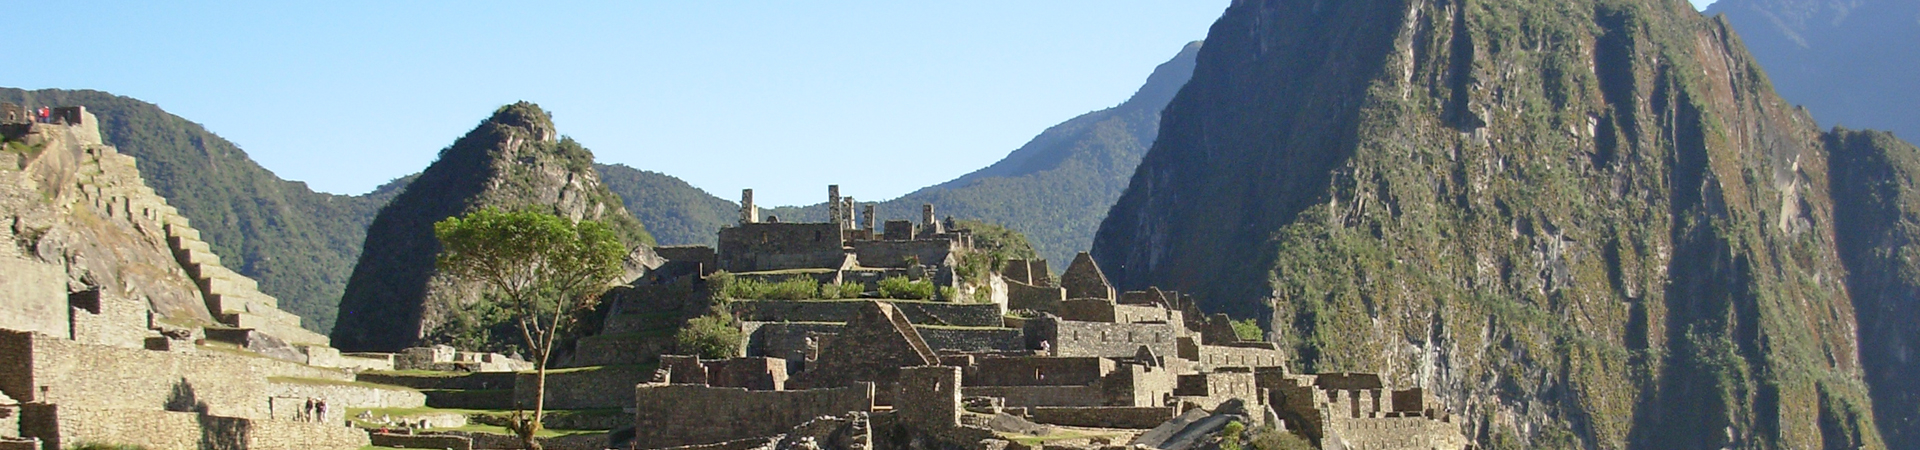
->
<box><xmin>717</xmin><ymin>185</ymin><xmax>976</xmax><ymax>292</ymax></box>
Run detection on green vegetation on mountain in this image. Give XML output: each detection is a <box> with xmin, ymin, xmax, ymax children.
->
<box><xmin>595</xmin><ymin>163</ymin><xmax>735</xmax><ymax>246</ymax></box>
<box><xmin>1708</xmin><ymin>0</ymin><xmax>1920</xmax><ymax>143</ymax></box>
<box><xmin>1828</xmin><ymin>128</ymin><xmax>1920</xmax><ymax>449</ymax></box>
<box><xmin>1093</xmin><ymin>0</ymin><xmax>1894</xmax><ymax>447</ymax></box>
<box><xmin>0</xmin><ymin>88</ymin><xmax>396</xmax><ymax>334</ymax></box>
<box><xmin>334</xmin><ymin>102</ymin><xmax>651</xmax><ymax>352</ymax></box>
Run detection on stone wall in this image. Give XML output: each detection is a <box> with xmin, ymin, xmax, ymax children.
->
<box><xmin>23</xmin><ymin>406</ymin><xmax>367</xmax><ymax>450</ymax></box>
<box><xmin>570</xmin><ymin>332</ymin><xmax>675</xmax><ymax>366</ymax></box>
<box><xmin>372</xmin><ymin>432</ymin><xmax>472</xmax><ymax>450</ymax></box>
<box><xmin>0</xmin><ymin>259</ymin><xmax>74</xmax><ymax>340</ymax></box>
<box><xmin>966</xmin><ymin>357</ymin><xmax>1113</xmax><ymax>387</ymax></box>
<box><xmin>917</xmin><ymin>327</ymin><xmax>1025</xmax><ymax>353</ymax></box>
<box><xmin>632</xmin><ymin>383</ymin><xmax>874</xmax><ymax>449</ymax></box>
<box><xmin>2</xmin><ymin>330</ymin><xmax>268</xmax><ymax>419</ymax></box>
<box><xmin>746</xmin><ymin>321</ymin><xmax>1025</xmax><ymax>364</ymax></box>
<box><xmin>514</xmin><ymin>364</ymin><xmax>654</xmax><ymax>410</ymax></box>
<box><xmin>267</xmin><ymin>378</ymin><xmax>425</xmax><ymax>409</ymax></box>
<box><xmin>353</xmin><ymin>371</ymin><xmax>516</xmax><ymax>390</ymax></box>
<box><xmin>1025</xmin><ymin>407</ymin><xmax>1175</xmax><ymax>429</ymax></box>
<box><xmin>1004</xmin><ymin>280</ymin><xmax>1065</xmax><ymax>312</ymax></box>
<box><xmin>963</xmin><ymin>385</ymin><xmax>1105</xmax><ymax>407</ymax></box>
<box><xmin>1324</xmin><ymin>416</ymin><xmax>1470</xmax><ymax>450</ymax></box>
<box><xmin>732</xmin><ymin>300</ymin><xmax>1003</xmax><ymax>327</ymax></box>
<box><xmin>1184</xmin><ymin>341</ymin><xmax>1287</xmax><ymax>369</ymax></box>
<box><xmin>743</xmin><ymin>322</ymin><xmax>842</xmax><ymax>365</ymax></box>
<box><xmin>716</xmin><ymin>223</ymin><xmax>845</xmax><ymax>272</ymax></box>
<box><xmin>850</xmin><ymin>239</ymin><xmax>956</xmax><ymax>269</ymax></box>
<box><xmin>896</xmin><ymin>366</ymin><xmax>960</xmax><ymax>430</ymax></box>
<box><xmin>67</xmin><ymin>291</ymin><xmax>150</xmax><ymax>349</ymax></box>
<box><xmin>1174</xmin><ymin>370</ymin><xmax>1261</xmax><ymax>410</ymax></box>
<box><xmin>1037</xmin><ymin>319</ymin><xmax>1182</xmax><ymax>359</ymax></box>
<box><xmin>247</xmin><ymin>418</ymin><xmax>372</xmax><ymax>450</ymax></box>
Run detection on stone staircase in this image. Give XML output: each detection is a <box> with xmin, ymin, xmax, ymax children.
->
<box><xmin>92</xmin><ymin>149</ymin><xmax>331</xmax><ymax>346</ymax></box>
<box><xmin>879</xmin><ymin>304</ymin><xmax>937</xmax><ymax>365</ymax></box>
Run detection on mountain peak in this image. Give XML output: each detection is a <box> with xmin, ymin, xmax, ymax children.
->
<box><xmin>333</xmin><ymin>103</ymin><xmax>651</xmax><ymax>352</ymax></box>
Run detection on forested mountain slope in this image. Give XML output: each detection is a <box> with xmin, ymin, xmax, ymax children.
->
<box><xmin>1092</xmin><ymin>0</ymin><xmax>1899</xmax><ymax>447</ymax></box>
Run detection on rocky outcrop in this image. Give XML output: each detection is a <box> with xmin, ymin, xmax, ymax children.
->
<box><xmin>1092</xmin><ymin>0</ymin><xmax>1894</xmax><ymax>447</ymax></box>
<box><xmin>332</xmin><ymin>102</ymin><xmax>654</xmax><ymax>352</ymax></box>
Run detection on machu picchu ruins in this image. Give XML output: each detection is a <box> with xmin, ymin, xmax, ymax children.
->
<box><xmin>0</xmin><ymin>140</ymin><xmax>1467</xmax><ymax>450</ymax></box>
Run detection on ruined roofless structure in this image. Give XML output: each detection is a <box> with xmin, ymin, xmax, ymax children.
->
<box><xmin>620</xmin><ymin>212</ymin><xmax>1473</xmax><ymax>449</ymax></box>
<box><xmin>714</xmin><ymin>185</ymin><xmax>975</xmax><ymax>293</ymax></box>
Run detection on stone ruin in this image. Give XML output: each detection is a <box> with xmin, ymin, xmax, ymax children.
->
<box><xmin>619</xmin><ymin>207</ymin><xmax>1474</xmax><ymax>449</ymax></box>
<box><xmin>0</xmin><ymin>106</ymin><xmax>432</xmax><ymax>450</ymax></box>
<box><xmin>716</xmin><ymin>185</ymin><xmax>978</xmax><ymax>297</ymax></box>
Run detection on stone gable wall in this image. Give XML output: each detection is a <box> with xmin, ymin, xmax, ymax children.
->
<box><xmin>632</xmin><ymin>383</ymin><xmax>874</xmax><ymax>449</ymax></box>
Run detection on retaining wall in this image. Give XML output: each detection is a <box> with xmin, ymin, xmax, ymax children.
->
<box><xmin>633</xmin><ymin>383</ymin><xmax>874</xmax><ymax>448</ymax></box>
<box><xmin>1025</xmin><ymin>406</ymin><xmax>1176</xmax><ymax>429</ymax></box>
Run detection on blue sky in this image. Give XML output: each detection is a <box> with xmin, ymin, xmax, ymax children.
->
<box><xmin>8</xmin><ymin>2</ymin><xmax>1714</xmax><ymax>206</ymax></box>
<box><xmin>5</xmin><ymin>3</ymin><xmax>1228</xmax><ymax>206</ymax></box>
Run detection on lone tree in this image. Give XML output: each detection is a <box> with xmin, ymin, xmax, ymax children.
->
<box><xmin>434</xmin><ymin>208</ymin><xmax>626</xmax><ymax>450</ymax></box>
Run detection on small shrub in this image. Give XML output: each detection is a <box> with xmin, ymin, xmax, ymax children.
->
<box><xmin>707</xmin><ymin>271</ymin><xmax>738</xmax><ymax>302</ymax></box>
<box><xmin>759</xmin><ymin>277</ymin><xmax>821</xmax><ymax>300</ymax></box>
<box><xmin>822</xmin><ymin>282</ymin><xmax>865</xmax><ymax>299</ymax></box>
<box><xmin>1231</xmin><ymin>318</ymin><xmax>1265</xmax><ymax>342</ymax></box>
<box><xmin>1248</xmin><ymin>428</ymin><xmax>1314</xmax><ymax>450</ymax></box>
<box><xmin>877</xmin><ymin>276</ymin><xmax>934</xmax><ymax>300</ymax></box>
<box><xmin>675</xmin><ymin>313</ymin><xmax>742</xmax><ymax>359</ymax></box>
<box><xmin>1220</xmin><ymin>421</ymin><xmax>1247</xmax><ymax>450</ymax></box>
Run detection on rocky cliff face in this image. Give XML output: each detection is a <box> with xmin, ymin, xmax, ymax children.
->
<box><xmin>1093</xmin><ymin>0</ymin><xmax>1894</xmax><ymax>447</ymax></box>
<box><xmin>332</xmin><ymin>103</ymin><xmax>653</xmax><ymax>352</ymax></box>
<box><xmin>1828</xmin><ymin>129</ymin><xmax>1920</xmax><ymax>449</ymax></box>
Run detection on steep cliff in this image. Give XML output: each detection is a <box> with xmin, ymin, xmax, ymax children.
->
<box><xmin>332</xmin><ymin>102</ymin><xmax>653</xmax><ymax>352</ymax></box>
<box><xmin>1093</xmin><ymin>0</ymin><xmax>1887</xmax><ymax>448</ymax></box>
<box><xmin>1706</xmin><ymin>0</ymin><xmax>1920</xmax><ymax>142</ymax></box>
<box><xmin>1828</xmin><ymin>129</ymin><xmax>1920</xmax><ymax>449</ymax></box>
